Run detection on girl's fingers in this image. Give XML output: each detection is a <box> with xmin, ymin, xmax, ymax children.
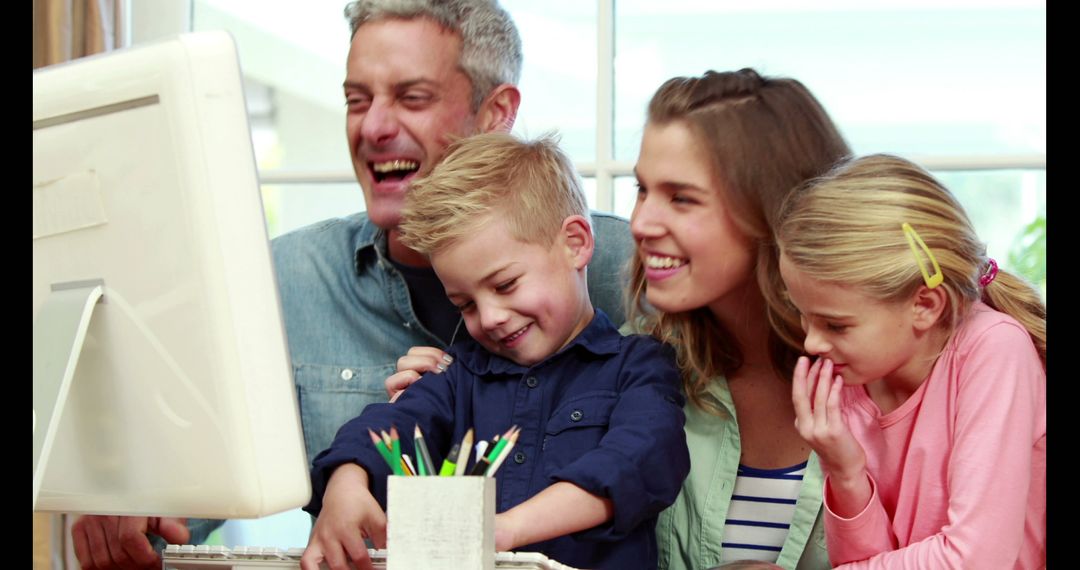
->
<box><xmin>403</xmin><ymin>347</ymin><xmax>453</xmax><ymax>369</ymax></box>
<box><xmin>396</xmin><ymin>347</ymin><xmax>454</xmax><ymax>375</ymax></box>
<box><xmin>826</xmin><ymin>375</ymin><xmax>844</xmax><ymax>426</ymax></box>
<box><xmin>384</xmin><ymin>370</ymin><xmax>421</xmax><ymax>400</ymax></box>
<box><xmin>812</xmin><ymin>359</ymin><xmax>833</xmax><ymax>422</ymax></box>
<box><xmin>396</xmin><ymin>355</ymin><xmax>438</xmax><ymax>374</ymax></box>
<box><xmin>792</xmin><ymin>356</ymin><xmax>812</xmax><ymax>418</ymax></box>
<box><xmin>805</xmin><ymin>357</ymin><xmax>823</xmax><ymax>404</ymax></box>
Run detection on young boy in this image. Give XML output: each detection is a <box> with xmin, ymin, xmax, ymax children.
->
<box><xmin>300</xmin><ymin>133</ymin><xmax>689</xmax><ymax>570</ymax></box>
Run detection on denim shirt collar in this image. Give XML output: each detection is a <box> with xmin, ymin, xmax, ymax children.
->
<box><xmin>352</xmin><ymin>216</ymin><xmax>388</xmax><ymax>275</ymax></box>
<box><xmin>453</xmin><ymin>309</ymin><xmax>622</xmax><ymax>376</ymax></box>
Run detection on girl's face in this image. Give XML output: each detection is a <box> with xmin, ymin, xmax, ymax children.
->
<box><xmin>779</xmin><ymin>253</ymin><xmax>927</xmax><ymax>388</ymax></box>
<box><xmin>630</xmin><ymin>121</ymin><xmax>757</xmax><ymax>318</ymax></box>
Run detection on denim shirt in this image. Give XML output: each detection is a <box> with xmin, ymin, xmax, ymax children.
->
<box><xmin>306</xmin><ymin>310</ymin><xmax>690</xmax><ymax>570</ymax></box>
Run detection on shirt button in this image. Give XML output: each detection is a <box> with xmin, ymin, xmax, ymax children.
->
<box><xmin>570</xmin><ymin>410</ymin><xmax>583</xmax><ymax>422</ymax></box>
<box><xmin>340</xmin><ymin>369</ymin><xmax>354</xmax><ymax>381</ymax></box>
<box><xmin>403</xmin><ymin>322</ymin><xmax>412</xmax><ymax>329</ymax></box>
<box><xmin>525</xmin><ymin>376</ymin><xmax>538</xmax><ymax>388</ymax></box>
<box><xmin>513</xmin><ymin>451</ymin><xmax>526</xmax><ymax>464</ymax></box>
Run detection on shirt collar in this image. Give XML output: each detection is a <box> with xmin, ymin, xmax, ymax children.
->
<box><xmin>352</xmin><ymin>216</ymin><xmax>389</xmax><ymax>275</ymax></box>
<box><xmin>700</xmin><ymin>374</ymin><xmax>736</xmax><ymax>418</ymax></box>
<box><xmin>453</xmin><ymin>309</ymin><xmax>622</xmax><ymax>376</ymax></box>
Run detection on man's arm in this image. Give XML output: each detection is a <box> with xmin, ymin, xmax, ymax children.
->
<box><xmin>72</xmin><ymin>515</ymin><xmax>193</xmax><ymax>570</ymax></box>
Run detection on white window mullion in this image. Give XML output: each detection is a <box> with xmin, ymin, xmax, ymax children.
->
<box><xmin>594</xmin><ymin>0</ymin><xmax>615</xmax><ymax>212</ymax></box>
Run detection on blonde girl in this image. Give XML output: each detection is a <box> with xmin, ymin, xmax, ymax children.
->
<box><xmin>773</xmin><ymin>153</ymin><xmax>1045</xmax><ymax>568</ymax></box>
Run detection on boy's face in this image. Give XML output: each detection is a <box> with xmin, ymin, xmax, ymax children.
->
<box><xmin>432</xmin><ymin>216</ymin><xmax>594</xmax><ymax>367</ymax></box>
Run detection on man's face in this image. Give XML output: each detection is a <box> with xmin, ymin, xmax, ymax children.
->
<box><xmin>344</xmin><ymin>17</ymin><xmax>479</xmax><ymax>230</ymax></box>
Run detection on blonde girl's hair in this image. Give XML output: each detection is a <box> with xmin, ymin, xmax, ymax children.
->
<box><xmin>772</xmin><ymin>153</ymin><xmax>1045</xmax><ymax>365</ymax></box>
<box><xmin>398</xmin><ymin>132</ymin><xmax>588</xmax><ymax>256</ymax></box>
<box><xmin>627</xmin><ymin>68</ymin><xmax>852</xmax><ymax>413</ymax></box>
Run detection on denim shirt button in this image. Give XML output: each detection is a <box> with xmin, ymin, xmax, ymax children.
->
<box><xmin>340</xmin><ymin>368</ymin><xmax>354</xmax><ymax>381</ymax></box>
<box><xmin>403</xmin><ymin>322</ymin><xmax>411</xmax><ymax>329</ymax></box>
<box><xmin>525</xmin><ymin>376</ymin><xmax>539</xmax><ymax>388</ymax></box>
<box><xmin>513</xmin><ymin>451</ymin><xmax>526</xmax><ymax>464</ymax></box>
<box><xmin>570</xmin><ymin>410</ymin><xmax>584</xmax><ymax>422</ymax></box>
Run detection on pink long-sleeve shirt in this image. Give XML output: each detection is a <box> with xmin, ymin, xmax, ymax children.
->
<box><xmin>825</xmin><ymin>302</ymin><xmax>1046</xmax><ymax>569</ymax></box>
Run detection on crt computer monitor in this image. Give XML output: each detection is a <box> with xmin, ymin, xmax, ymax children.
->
<box><xmin>32</xmin><ymin>31</ymin><xmax>311</xmax><ymax>519</ymax></box>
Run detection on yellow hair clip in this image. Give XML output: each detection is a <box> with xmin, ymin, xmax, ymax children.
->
<box><xmin>902</xmin><ymin>223</ymin><xmax>943</xmax><ymax>289</ymax></box>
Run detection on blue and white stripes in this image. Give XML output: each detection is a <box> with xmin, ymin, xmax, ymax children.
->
<box><xmin>721</xmin><ymin>461</ymin><xmax>808</xmax><ymax>563</ymax></box>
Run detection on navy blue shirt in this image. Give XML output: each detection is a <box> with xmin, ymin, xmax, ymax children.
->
<box><xmin>306</xmin><ymin>310</ymin><xmax>690</xmax><ymax>570</ymax></box>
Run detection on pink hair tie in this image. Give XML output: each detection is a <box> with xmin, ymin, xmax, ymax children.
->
<box><xmin>979</xmin><ymin>258</ymin><xmax>999</xmax><ymax>288</ymax></box>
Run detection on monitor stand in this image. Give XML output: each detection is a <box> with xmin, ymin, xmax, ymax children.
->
<box><xmin>33</xmin><ymin>279</ymin><xmax>105</xmax><ymax>510</ymax></box>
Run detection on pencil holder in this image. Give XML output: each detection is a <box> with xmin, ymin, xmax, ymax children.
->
<box><xmin>386</xmin><ymin>476</ymin><xmax>496</xmax><ymax>570</ymax></box>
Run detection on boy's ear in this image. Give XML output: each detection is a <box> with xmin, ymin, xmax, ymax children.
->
<box><xmin>911</xmin><ymin>284</ymin><xmax>948</xmax><ymax>331</ymax></box>
<box><xmin>561</xmin><ymin>215</ymin><xmax>595</xmax><ymax>270</ymax></box>
<box><xmin>476</xmin><ymin>84</ymin><xmax>521</xmax><ymax>133</ymax></box>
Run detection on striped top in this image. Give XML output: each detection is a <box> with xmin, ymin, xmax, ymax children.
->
<box><xmin>721</xmin><ymin>461</ymin><xmax>808</xmax><ymax>564</ymax></box>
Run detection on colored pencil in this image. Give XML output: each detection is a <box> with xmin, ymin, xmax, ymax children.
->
<box><xmin>454</xmin><ymin>429</ymin><xmax>474</xmax><ymax>476</ymax></box>
<box><xmin>439</xmin><ymin>444</ymin><xmax>460</xmax><ymax>476</ymax></box>
<box><xmin>414</xmin><ymin>425</ymin><xmax>435</xmax><ymax>476</ymax></box>
<box><xmin>484</xmin><ymin>433</ymin><xmax>511</xmax><ymax>469</ymax></box>
<box><xmin>486</xmin><ymin>428</ymin><xmax>519</xmax><ymax>477</ymax></box>
<box><xmin>390</xmin><ymin>426</ymin><xmax>402</xmax><ymax>476</ymax></box>
<box><xmin>369</xmin><ymin>428</ymin><xmax>402</xmax><ymax>475</ymax></box>
<box><xmin>468</xmin><ymin>451</ymin><xmax>493</xmax><ymax>476</ymax></box>
<box><xmin>474</xmin><ymin>440</ymin><xmax>489</xmax><ymax>464</ymax></box>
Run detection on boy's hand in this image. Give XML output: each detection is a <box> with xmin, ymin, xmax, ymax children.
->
<box><xmin>791</xmin><ymin>356</ymin><xmax>871</xmax><ymax>517</ymax></box>
<box><xmin>300</xmin><ymin>464</ymin><xmax>386</xmax><ymax>570</ymax></box>
<box><xmin>385</xmin><ymin>346</ymin><xmax>453</xmax><ymax>402</ymax></box>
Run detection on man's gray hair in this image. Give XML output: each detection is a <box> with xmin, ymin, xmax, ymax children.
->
<box><xmin>344</xmin><ymin>0</ymin><xmax>522</xmax><ymax>110</ymax></box>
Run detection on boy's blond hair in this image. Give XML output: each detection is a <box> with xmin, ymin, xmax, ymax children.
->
<box><xmin>399</xmin><ymin>132</ymin><xmax>589</xmax><ymax>255</ymax></box>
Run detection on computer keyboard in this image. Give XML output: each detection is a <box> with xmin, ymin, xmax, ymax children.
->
<box><xmin>162</xmin><ymin>545</ymin><xmax>581</xmax><ymax>569</ymax></box>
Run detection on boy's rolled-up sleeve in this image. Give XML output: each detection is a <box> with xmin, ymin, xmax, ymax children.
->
<box><xmin>548</xmin><ymin>337</ymin><xmax>690</xmax><ymax>538</ymax></box>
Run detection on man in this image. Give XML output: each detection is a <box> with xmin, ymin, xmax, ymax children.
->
<box><xmin>70</xmin><ymin>1</ymin><xmax>633</xmax><ymax>568</ymax></box>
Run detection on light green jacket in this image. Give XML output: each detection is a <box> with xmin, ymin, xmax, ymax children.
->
<box><xmin>655</xmin><ymin>377</ymin><xmax>832</xmax><ymax>570</ymax></box>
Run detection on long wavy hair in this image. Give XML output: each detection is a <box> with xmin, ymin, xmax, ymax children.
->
<box><xmin>628</xmin><ymin>68</ymin><xmax>852</xmax><ymax>412</ymax></box>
